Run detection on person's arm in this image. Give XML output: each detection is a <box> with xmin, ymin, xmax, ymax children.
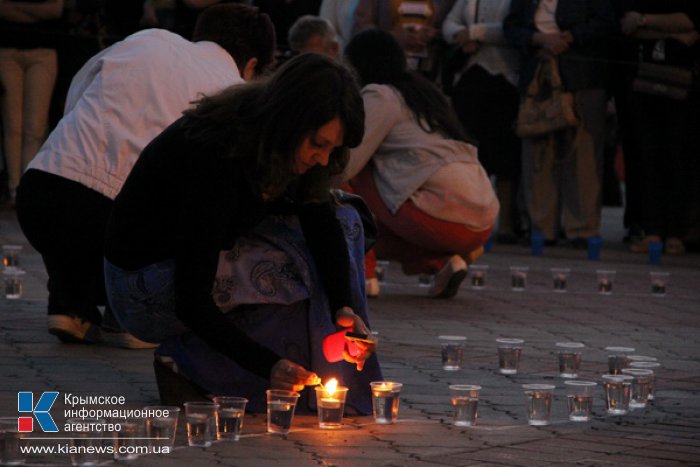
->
<box><xmin>442</xmin><ymin>0</ymin><xmax>469</xmax><ymax>43</ymax></box>
<box><xmin>343</xmin><ymin>85</ymin><xmax>402</xmax><ymax>181</ymax></box>
<box><xmin>7</xmin><ymin>0</ymin><xmax>64</xmax><ymax>21</ymax></box>
<box><xmin>0</xmin><ymin>3</ymin><xmax>34</xmax><ymax>22</ymax></box>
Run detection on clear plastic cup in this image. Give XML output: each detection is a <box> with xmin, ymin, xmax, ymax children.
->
<box><xmin>315</xmin><ymin>385</ymin><xmax>348</xmax><ymax>429</ymax></box>
<box><xmin>522</xmin><ymin>384</ymin><xmax>555</xmax><ymax>426</ymax></box>
<box><xmin>266</xmin><ymin>390</ymin><xmax>299</xmax><ymax>435</ymax></box>
<box><xmin>469</xmin><ymin>264</ymin><xmax>489</xmax><ymax>290</ymax></box>
<box><xmin>213</xmin><ymin>397</ymin><xmax>247</xmax><ymax>441</ymax></box>
<box><xmin>145</xmin><ymin>406</ymin><xmax>180</xmax><ymax>450</ymax></box>
<box><xmin>602</xmin><ymin>374</ymin><xmax>633</xmax><ymax>415</ymax></box>
<box><xmin>596</xmin><ymin>270</ymin><xmax>616</xmax><ymax>295</ymax></box>
<box><xmin>621</xmin><ymin>368</ymin><xmax>654</xmax><ymax>409</ymax></box>
<box><xmin>68</xmin><ymin>418</ymin><xmax>105</xmax><ymax>466</ymax></box>
<box><xmin>439</xmin><ymin>335</ymin><xmax>466</xmax><ymax>371</ymax></box>
<box><xmin>605</xmin><ymin>346</ymin><xmax>635</xmax><ymax>375</ymax></box>
<box><xmin>564</xmin><ymin>381</ymin><xmax>596</xmax><ymax>422</ymax></box>
<box><xmin>184</xmin><ymin>401</ymin><xmax>218</xmax><ymax>447</ymax></box>
<box><xmin>370</xmin><ymin>382</ymin><xmax>402</xmax><ymax>424</ymax></box>
<box><xmin>556</xmin><ymin>342</ymin><xmax>584</xmax><ymax>378</ymax></box>
<box><xmin>628</xmin><ymin>361</ymin><xmax>660</xmax><ymax>400</ymax></box>
<box><xmin>449</xmin><ymin>384</ymin><xmax>481</xmax><ymax>427</ymax></box>
<box><xmin>510</xmin><ymin>266</ymin><xmax>529</xmax><ymax>292</ymax></box>
<box><xmin>649</xmin><ymin>271</ymin><xmax>670</xmax><ymax>297</ymax></box>
<box><xmin>497</xmin><ymin>338</ymin><xmax>524</xmax><ymax>375</ymax></box>
<box><xmin>551</xmin><ymin>268</ymin><xmax>571</xmax><ymax>293</ymax></box>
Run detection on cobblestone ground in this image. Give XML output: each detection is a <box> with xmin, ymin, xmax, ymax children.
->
<box><xmin>1</xmin><ymin>208</ymin><xmax>699</xmax><ymax>466</ymax></box>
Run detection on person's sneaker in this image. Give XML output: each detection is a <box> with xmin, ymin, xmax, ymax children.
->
<box><xmin>100</xmin><ymin>309</ymin><xmax>158</xmax><ymax>349</ymax></box>
<box><xmin>428</xmin><ymin>255</ymin><xmax>467</xmax><ymax>299</ymax></box>
<box><xmin>48</xmin><ymin>315</ymin><xmax>101</xmax><ymax>344</ymax></box>
<box><xmin>365</xmin><ymin>277</ymin><xmax>380</xmax><ymax>298</ymax></box>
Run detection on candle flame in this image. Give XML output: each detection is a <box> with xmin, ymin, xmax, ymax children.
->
<box><xmin>326</xmin><ymin>378</ymin><xmax>338</xmax><ymax>396</ymax></box>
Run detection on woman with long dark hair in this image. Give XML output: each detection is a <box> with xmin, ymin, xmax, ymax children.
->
<box><xmin>103</xmin><ymin>53</ymin><xmax>381</xmax><ymax>412</ymax></box>
<box><xmin>344</xmin><ymin>29</ymin><xmax>498</xmax><ymax>299</ymax></box>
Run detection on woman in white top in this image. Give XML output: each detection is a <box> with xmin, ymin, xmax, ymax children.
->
<box><xmin>343</xmin><ymin>29</ymin><xmax>498</xmax><ymax>299</ymax></box>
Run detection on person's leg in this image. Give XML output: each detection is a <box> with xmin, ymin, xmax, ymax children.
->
<box><xmin>350</xmin><ymin>166</ymin><xmax>490</xmax><ymax>275</ymax></box>
<box><xmin>522</xmin><ymin>135</ymin><xmax>559</xmax><ymax>241</ymax></box>
<box><xmin>20</xmin><ymin>48</ymin><xmax>57</xmax><ymax>171</ymax></box>
<box><xmin>0</xmin><ymin>48</ymin><xmax>24</xmax><ymax>197</ymax></box>
<box><xmin>16</xmin><ymin>170</ymin><xmax>111</xmax><ymax>341</ymax></box>
<box><xmin>560</xmin><ymin>89</ymin><xmax>607</xmax><ymax>241</ymax></box>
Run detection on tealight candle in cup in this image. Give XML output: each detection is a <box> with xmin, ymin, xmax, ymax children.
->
<box><xmin>649</xmin><ymin>271</ymin><xmax>670</xmax><ymax>297</ymax></box>
<box><xmin>3</xmin><ymin>269</ymin><xmax>26</xmax><ymax>300</ymax></box>
<box><xmin>602</xmin><ymin>374</ymin><xmax>633</xmax><ymax>415</ymax></box>
<box><xmin>375</xmin><ymin>260</ymin><xmax>390</xmax><ymax>283</ymax></box>
<box><xmin>621</xmin><ymin>368</ymin><xmax>654</xmax><ymax>409</ymax></box>
<box><xmin>370</xmin><ymin>381</ymin><xmax>402</xmax><ymax>424</ymax></box>
<box><xmin>628</xmin><ymin>361</ymin><xmax>660</xmax><ymax>401</ymax></box>
<box><xmin>605</xmin><ymin>346</ymin><xmax>635</xmax><ymax>375</ymax></box>
<box><xmin>596</xmin><ymin>270</ymin><xmax>615</xmax><ymax>295</ymax></box>
<box><xmin>551</xmin><ymin>268</ymin><xmax>570</xmax><ymax>293</ymax></box>
<box><xmin>2</xmin><ymin>245</ymin><xmax>22</xmax><ymax>270</ymax></box>
<box><xmin>522</xmin><ymin>384</ymin><xmax>555</xmax><ymax>426</ymax></box>
<box><xmin>315</xmin><ymin>378</ymin><xmax>348</xmax><ymax>429</ymax></box>
<box><xmin>510</xmin><ymin>266</ymin><xmax>528</xmax><ymax>292</ymax></box>
<box><xmin>555</xmin><ymin>342</ymin><xmax>584</xmax><ymax>378</ymax></box>
<box><xmin>497</xmin><ymin>338</ymin><xmax>524</xmax><ymax>375</ymax></box>
<box><xmin>439</xmin><ymin>335</ymin><xmax>466</xmax><ymax>371</ymax></box>
<box><xmin>469</xmin><ymin>264</ymin><xmax>489</xmax><ymax>289</ymax></box>
<box><xmin>564</xmin><ymin>381</ymin><xmax>596</xmax><ymax>422</ymax></box>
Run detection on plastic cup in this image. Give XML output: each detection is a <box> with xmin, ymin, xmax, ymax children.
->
<box><xmin>531</xmin><ymin>231</ymin><xmax>544</xmax><ymax>256</ymax></box>
<box><xmin>3</xmin><ymin>269</ymin><xmax>26</xmax><ymax>300</ymax></box>
<box><xmin>649</xmin><ymin>271</ymin><xmax>669</xmax><ymax>297</ymax></box>
<box><xmin>587</xmin><ymin>236</ymin><xmax>602</xmax><ymax>261</ymax></box>
<box><xmin>564</xmin><ymin>381</ymin><xmax>596</xmax><ymax>422</ymax></box>
<box><xmin>648</xmin><ymin>241</ymin><xmax>663</xmax><ymax>265</ymax></box>
<box><xmin>621</xmin><ymin>368</ymin><xmax>654</xmax><ymax>408</ymax></box>
<box><xmin>2</xmin><ymin>245</ymin><xmax>22</xmax><ymax>270</ymax></box>
<box><xmin>375</xmin><ymin>260</ymin><xmax>390</xmax><ymax>283</ymax></box>
<box><xmin>449</xmin><ymin>384</ymin><xmax>481</xmax><ymax>427</ymax></box>
<box><xmin>602</xmin><ymin>374</ymin><xmax>633</xmax><ymax>415</ymax></box>
<box><xmin>68</xmin><ymin>418</ymin><xmax>105</xmax><ymax>466</ymax></box>
<box><xmin>213</xmin><ymin>397</ymin><xmax>247</xmax><ymax>441</ymax></box>
<box><xmin>439</xmin><ymin>335</ymin><xmax>466</xmax><ymax>371</ymax></box>
<box><xmin>145</xmin><ymin>406</ymin><xmax>180</xmax><ymax>450</ymax></box>
<box><xmin>266</xmin><ymin>390</ymin><xmax>299</xmax><ymax>435</ymax></box>
<box><xmin>510</xmin><ymin>266</ymin><xmax>528</xmax><ymax>292</ymax></box>
<box><xmin>370</xmin><ymin>382</ymin><xmax>402</xmax><ymax>424</ymax></box>
<box><xmin>497</xmin><ymin>338</ymin><xmax>524</xmax><ymax>375</ymax></box>
<box><xmin>556</xmin><ymin>342</ymin><xmax>584</xmax><ymax>378</ymax></box>
<box><xmin>551</xmin><ymin>268</ymin><xmax>570</xmax><ymax>293</ymax></box>
<box><xmin>522</xmin><ymin>384</ymin><xmax>555</xmax><ymax>426</ymax></box>
<box><xmin>629</xmin><ymin>361</ymin><xmax>660</xmax><ymax>400</ymax></box>
<box><xmin>605</xmin><ymin>346</ymin><xmax>635</xmax><ymax>375</ymax></box>
<box><xmin>315</xmin><ymin>385</ymin><xmax>348</xmax><ymax>429</ymax></box>
<box><xmin>184</xmin><ymin>401</ymin><xmax>218</xmax><ymax>447</ymax></box>
<box><xmin>469</xmin><ymin>264</ymin><xmax>489</xmax><ymax>290</ymax></box>
<box><xmin>113</xmin><ymin>417</ymin><xmax>144</xmax><ymax>461</ymax></box>
<box><xmin>596</xmin><ymin>270</ymin><xmax>615</xmax><ymax>295</ymax></box>
<box><xmin>0</xmin><ymin>417</ymin><xmax>26</xmax><ymax>466</ymax></box>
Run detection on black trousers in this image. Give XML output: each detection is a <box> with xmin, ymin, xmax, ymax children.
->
<box><xmin>16</xmin><ymin>169</ymin><xmax>113</xmax><ymax>323</ymax></box>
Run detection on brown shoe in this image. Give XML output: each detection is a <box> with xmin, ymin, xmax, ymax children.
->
<box><xmin>428</xmin><ymin>255</ymin><xmax>467</xmax><ymax>299</ymax></box>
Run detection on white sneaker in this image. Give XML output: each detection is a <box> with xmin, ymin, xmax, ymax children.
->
<box><xmin>428</xmin><ymin>255</ymin><xmax>467</xmax><ymax>299</ymax></box>
<box><xmin>48</xmin><ymin>315</ymin><xmax>101</xmax><ymax>344</ymax></box>
<box><xmin>365</xmin><ymin>277</ymin><xmax>380</xmax><ymax>298</ymax></box>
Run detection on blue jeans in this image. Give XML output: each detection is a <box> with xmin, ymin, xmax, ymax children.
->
<box><xmin>103</xmin><ymin>258</ymin><xmax>187</xmax><ymax>343</ymax></box>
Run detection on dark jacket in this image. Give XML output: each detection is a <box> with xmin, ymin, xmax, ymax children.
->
<box><xmin>504</xmin><ymin>0</ymin><xmax>617</xmax><ymax>93</ymax></box>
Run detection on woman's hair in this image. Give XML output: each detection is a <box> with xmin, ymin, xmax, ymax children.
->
<box><xmin>181</xmin><ymin>53</ymin><xmax>365</xmax><ymax>200</ymax></box>
<box><xmin>344</xmin><ymin>29</ymin><xmax>468</xmax><ymax>142</ymax></box>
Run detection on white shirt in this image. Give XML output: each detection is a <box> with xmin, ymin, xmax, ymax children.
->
<box><xmin>28</xmin><ymin>29</ymin><xmax>242</xmax><ymax>200</ymax></box>
<box><xmin>442</xmin><ymin>0</ymin><xmax>520</xmax><ymax>86</ymax></box>
<box><xmin>535</xmin><ymin>0</ymin><xmax>560</xmax><ymax>34</ymax></box>
<box><xmin>319</xmin><ymin>0</ymin><xmax>359</xmax><ymax>50</ymax></box>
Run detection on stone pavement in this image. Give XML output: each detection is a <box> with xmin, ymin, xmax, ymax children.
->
<box><xmin>1</xmin><ymin>207</ymin><xmax>699</xmax><ymax>466</ymax></box>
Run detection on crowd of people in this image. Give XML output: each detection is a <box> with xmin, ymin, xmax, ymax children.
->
<box><xmin>1</xmin><ymin>0</ymin><xmax>698</xmax><ymax>409</ymax></box>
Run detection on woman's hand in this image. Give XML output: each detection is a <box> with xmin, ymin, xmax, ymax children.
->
<box><xmin>335</xmin><ymin>307</ymin><xmax>376</xmax><ymax>371</ymax></box>
<box><xmin>270</xmin><ymin>359</ymin><xmax>321</xmax><ymax>392</ymax></box>
<box><xmin>621</xmin><ymin>11</ymin><xmax>644</xmax><ymax>35</ymax></box>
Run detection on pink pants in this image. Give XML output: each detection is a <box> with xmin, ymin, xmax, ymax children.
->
<box><xmin>350</xmin><ymin>167</ymin><xmax>491</xmax><ymax>275</ymax></box>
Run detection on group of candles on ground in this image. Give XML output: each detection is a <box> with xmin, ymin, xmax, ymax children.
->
<box><xmin>440</xmin><ymin>337</ymin><xmax>659</xmax><ymax>426</ymax></box>
<box><xmin>375</xmin><ymin>260</ymin><xmax>672</xmax><ymax>297</ymax></box>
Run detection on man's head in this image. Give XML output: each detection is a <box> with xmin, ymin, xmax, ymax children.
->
<box><xmin>193</xmin><ymin>4</ymin><xmax>276</xmax><ymax>80</ymax></box>
<box><xmin>288</xmin><ymin>15</ymin><xmax>339</xmax><ymax>58</ymax></box>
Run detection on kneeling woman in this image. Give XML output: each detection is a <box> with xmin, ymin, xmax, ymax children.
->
<box><xmin>343</xmin><ymin>30</ymin><xmax>499</xmax><ymax>299</ymax></box>
<box><xmin>103</xmin><ymin>54</ymin><xmax>380</xmax><ymax>412</ymax></box>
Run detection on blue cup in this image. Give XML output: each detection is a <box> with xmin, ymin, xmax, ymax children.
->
<box><xmin>648</xmin><ymin>241</ymin><xmax>663</xmax><ymax>265</ymax></box>
<box><xmin>531</xmin><ymin>231</ymin><xmax>544</xmax><ymax>256</ymax></box>
<box><xmin>587</xmin><ymin>237</ymin><xmax>602</xmax><ymax>261</ymax></box>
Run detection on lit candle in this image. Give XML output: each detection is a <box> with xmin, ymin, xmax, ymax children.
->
<box><xmin>320</xmin><ymin>378</ymin><xmax>341</xmax><ymax>409</ymax></box>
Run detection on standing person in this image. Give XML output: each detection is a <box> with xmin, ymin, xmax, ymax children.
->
<box><xmin>0</xmin><ymin>0</ymin><xmax>64</xmax><ymax>207</ymax></box>
<box><xmin>352</xmin><ymin>0</ymin><xmax>457</xmax><ymax>79</ymax></box>
<box><xmin>319</xmin><ymin>0</ymin><xmax>358</xmax><ymax>50</ymax></box>
<box><xmin>343</xmin><ymin>30</ymin><xmax>498</xmax><ymax>299</ymax></box>
<box><xmin>104</xmin><ymin>54</ymin><xmax>379</xmax><ymax>412</ymax></box>
<box><xmin>288</xmin><ymin>15</ymin><xmax>339</xmax><ymax>57</ymax></box>
<box><xmin>443</xmin><ymin>0</ymin><xmax>523</xmax><ymax>244</ymax></box>
<box><xmin>620</xmin><ymin>1</ymin><xmax>699</xmax><ymax>255</ymax></box>
<box><xmin>504</xmin><ymin>0</ymin><xmax>616</xmax><ymax>248</ymax></box>
<box><xmin>15</xmin><ymin>4</ymin><xmax>276</xmax><ymax>346</ymax></box>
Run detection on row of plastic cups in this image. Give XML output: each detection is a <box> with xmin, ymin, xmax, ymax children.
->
<box><xmin>439</xmin><ymin>337</ymin><xmax>659</xmax><ymax>380</ymax></box>
<box><xmin>469</xmin><ymin>265</ymin><xmax>671</xmax><ymax>296</ymax></box>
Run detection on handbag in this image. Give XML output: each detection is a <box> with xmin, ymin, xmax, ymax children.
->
<box><xmin>632</xmin><ymin>62</ymin><xmax>693</xmax><ymax>100</ymax></box>
<box><xmin>515</xmin><ymin>58</ymin><xmax>579</xmax><ymax>138</ymax></box>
